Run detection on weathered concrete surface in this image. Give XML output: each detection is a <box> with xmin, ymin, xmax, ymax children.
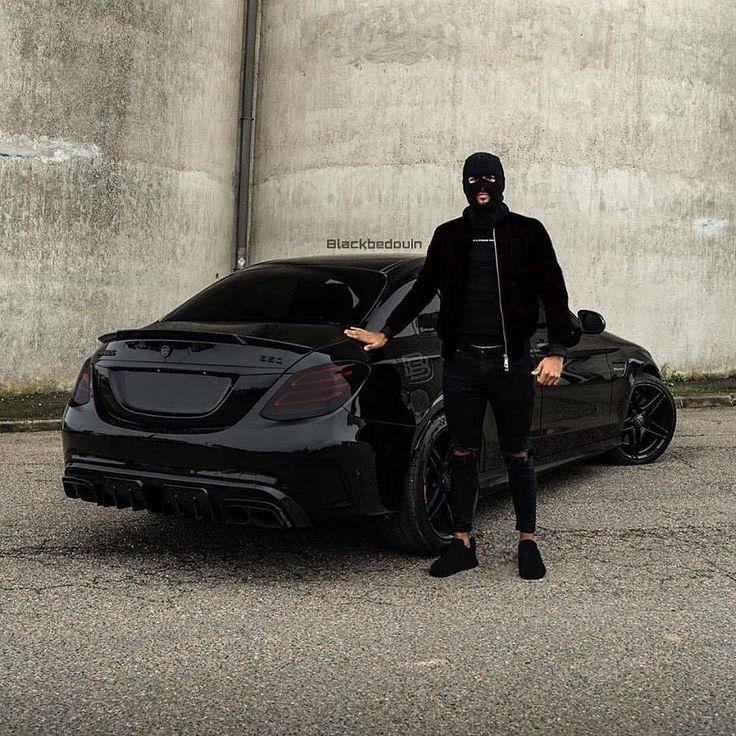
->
<box><xmin>0</xmin><ymin>1</ymin><xmax>245</xmax><ymax>392</ymax></box>
<box><xmin>250</xmin><ymin>0</ymin><xmax>736</xmax><ymax>375</ymax></box>
<box><xmin>0</xmin><ymin>407</ymin><xmax>734</xmax><ymax>735</ymax></box>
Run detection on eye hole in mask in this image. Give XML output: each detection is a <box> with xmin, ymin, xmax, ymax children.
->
<box><xmin>467</xmin><ymin>175</ymin><xmax>496</xmax><ymax>184</ymax></box>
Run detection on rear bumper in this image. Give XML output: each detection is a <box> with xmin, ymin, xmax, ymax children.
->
<box><xmin>61</xmin><ymin>401</ymin><xmax>397</xmax><ymax>528</ymax></box>
<box><xmin>62</xmin><ymin>460</ymin><xmax>313</xmax><ymax>528</ymax></box>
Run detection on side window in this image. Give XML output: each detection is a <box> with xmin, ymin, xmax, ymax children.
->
<box><xmin>366</xmin><ymin>279</ymin><xmax>418</xmax><ymax>339</ymax></box>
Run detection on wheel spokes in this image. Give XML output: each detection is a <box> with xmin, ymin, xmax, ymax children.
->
<box><xmin>426</xmin><ymin>481</ymin><xmax>453</xmax><ymax>527</ymax></box>
<box><xmin>632</xmin><ymin>423</ymin><xmax>644</xmax><ymax>453</ymax></box>
<box><xmin>424</xmin><ymin>437</ymin><xmax>453</xmax><ymax>532</ymax></box>
<box><xmin>639</xmin><ymin>391</ymin><xmax>665</xmax><ymax>419</ymax></box>
<box><xmin>630</xmin><ymin>388</ymin><xmax>644</xmax><ymax>414</ymax></box>
<box><xmin>429</xmin><ymin>491</ymin><xmax>453</xmax><ymax>526</ymax></box>
<box><xmin>425</xmin><ymin>480</ymin><xmax>445</xmax><ymax>519</ymax></box>
<box><xmin>426</xmin><ymin>446</ymin><xmax>445</xmax><ymax>479</ymax></box>
<box><xmin>621</xmin><ymin>382</ymin><xmax>673</xmax><ymax>459</ymax></box>
<box><xmin>643</xmin><ymin>420</ymin><xmax>670</xmax><ymax>441</ymax></box>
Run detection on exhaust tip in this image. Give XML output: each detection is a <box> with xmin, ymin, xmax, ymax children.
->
<box><xmin>62</xmin><ymin>476</ymin><xmax>96</xmax><ymax>501</ymax></box>
<box><xmin>250</xmin><ymin>508</ymin><xmax>285</xmax><ymax>529</ymax></box>
<box><xmin>222</xmin><ymin>501</ymin><xmax>287</xmax><ymax>528</ymax></box>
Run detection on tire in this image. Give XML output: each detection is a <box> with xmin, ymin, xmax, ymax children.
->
<box><xmin>374</xmin><ymin>413</ymin><xmax>457</xmax><ymax>554</ymax></box>
<box><xmin>603</xmin><ymin>372</ymin><xmax>677</xmax><ymax>465</ymax></box>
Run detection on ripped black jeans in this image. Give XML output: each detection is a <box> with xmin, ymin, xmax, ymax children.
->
<box><xmin>441</xmin><ymin>338</ymin><xmax>537</xmax><ymax>534</ymax></box>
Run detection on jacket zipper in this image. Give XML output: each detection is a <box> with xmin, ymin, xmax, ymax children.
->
<box><xmin>491</xmin><ymin>226</ymin><xmax>509</xmax><ymax>371</ymax></box>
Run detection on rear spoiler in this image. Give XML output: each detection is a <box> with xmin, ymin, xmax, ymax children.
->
<box><xmin>98</xmin><ymin>329</ymin><xmax>249</xmax><ymax>345</ymax></box>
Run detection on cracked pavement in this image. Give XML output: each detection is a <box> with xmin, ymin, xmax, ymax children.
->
<box><xmin>1</xmin><ymin>408</ymin><xmax>734</xmax><ymax>736</ymax></box>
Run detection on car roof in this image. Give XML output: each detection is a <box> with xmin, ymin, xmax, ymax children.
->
<box><xmin>246</xmin><ymin>253</ymin><xmax>424</xmax><ymax>276</ymax></box>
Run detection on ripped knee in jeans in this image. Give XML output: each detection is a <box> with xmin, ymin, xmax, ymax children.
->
<box><xmin>451</xmin><ymin>446</ymin><xmax>479</xmax><ymax>462</ymax></box>
<box><xmin>502</xmin><ymin>446</ymin><xmax>535</xmax><ymax>467</ymax></box>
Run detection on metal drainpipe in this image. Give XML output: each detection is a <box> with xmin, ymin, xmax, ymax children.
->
<box><xmin>234</xmin><ymin>0</ymin><xmax>260</xmax><ymax>272</ymax></box>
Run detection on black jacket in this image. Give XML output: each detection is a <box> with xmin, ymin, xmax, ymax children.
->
<box><xmin>380</xmin><ymin>210</ymin><xmax>581</xmax><ymax>363</ymax></box>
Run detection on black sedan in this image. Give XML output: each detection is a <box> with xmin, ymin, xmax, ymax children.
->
<box><xmin>61</xmin><ymin>255</ymin><xmax>676</xmax><ymax>553</ymax></box>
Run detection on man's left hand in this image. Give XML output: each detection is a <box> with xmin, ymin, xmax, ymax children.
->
<box><xmin>532</xmin><ymin>355</ymin><xmax>564</xmax><ymax>386</ymax></box>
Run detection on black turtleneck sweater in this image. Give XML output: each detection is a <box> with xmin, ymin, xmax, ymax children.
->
<box><xmin>456</xmin><ymin>226</ymin><xmax>504</xmax><ymax>344</ymax></box>
<box><xmin>455</xmin><ymin>205</ymin><xmax>507</xmax><ymax>345</ymax></box>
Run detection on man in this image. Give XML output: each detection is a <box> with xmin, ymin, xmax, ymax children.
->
<box><xmin>344</xmin><ymin>151</ymin><xmax>581</xmax><ymax>579</ymax></box>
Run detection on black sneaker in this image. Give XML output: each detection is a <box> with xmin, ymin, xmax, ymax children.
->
<box><xmin>429</xmin><ymin>536</ymin><xmax>478</xmax><ymax>577</ymax></box>
<box><xmin>518</xmin><ymin>539</ymin><xmax>546</xmax><ymax>579</ymax></box>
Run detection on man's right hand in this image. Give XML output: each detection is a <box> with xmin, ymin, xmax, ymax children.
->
<box><xmin>343</xmin><ymin>326</ymin><xmax>388</xmax><ymax>351</ymax></box>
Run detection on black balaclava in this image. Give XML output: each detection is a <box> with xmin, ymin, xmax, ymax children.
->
<box><xmin>461</xmin><ymin>151</ymin><xmax>509</xmax><ymax>228</ymax></box>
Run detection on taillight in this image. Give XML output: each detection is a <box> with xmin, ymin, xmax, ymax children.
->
<box><xmin>68</xmin><ymin>357</ymin><xmax>92</xmax><ymax>407</ymax></box>
<box><xmin>260</xmin><ymin>360</ymin><xmax>369</xmax><ymax>421</ymax></box>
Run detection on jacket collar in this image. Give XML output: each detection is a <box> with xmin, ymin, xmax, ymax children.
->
<box><xmin>461</xmin><ymin>204</ymin><xmax>510</xmax><ymax>229</ymax></box>
<box><xmin>453</xmin><ymin>208</ymin><xmax>513</xmax><ymax>245</ymax></box>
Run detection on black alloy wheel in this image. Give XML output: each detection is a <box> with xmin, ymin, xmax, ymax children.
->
<box><xmin>421</xmin><ymin>429</ymin><xmax>455</xmax><ymax>540</ymax></box>
<box><xmin>374</xmin><ymin>414</ymin><xmax>455</xmax><ymax>554</ymax></box>
<box><xmin>605</xmin><ymin>373</ymin><xmax>677</xmax><ymax>465</ymax></box>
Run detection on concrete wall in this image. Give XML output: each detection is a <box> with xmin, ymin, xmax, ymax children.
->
<box><xmin>250</xmin><ymin>0</ymin><xmax>736</xmax><ymax>376</ymax></box>
<box><xmin>0</xmin><ymin>0</ymin><xmax>245</xmax><ymax>392</ymax></box>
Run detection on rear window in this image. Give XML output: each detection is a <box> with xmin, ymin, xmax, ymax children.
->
<box><xmin>161</xmin><ymin>263</ymin><xmax>387</xmax><ymax>326</ymax></box>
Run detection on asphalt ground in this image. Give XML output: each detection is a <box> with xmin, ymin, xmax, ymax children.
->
<box><xmin>1</xmin><ymin>408</ymin><xmax>734</xmax><ymax>736</ymax></box>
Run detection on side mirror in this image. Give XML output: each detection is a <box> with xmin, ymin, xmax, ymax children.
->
<box><xmin>577</xmin><ymin>309</ymin><xmax>606</xmax><ymax>334</ymax></box>
<box><xmin>416</xmin><ymin>312</ymin><xmax>439</xmax><ymax>332</ymax></box>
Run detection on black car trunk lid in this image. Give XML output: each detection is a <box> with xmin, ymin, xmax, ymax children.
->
<box><xmin>92</xmin><ymin>323</ymin><xmax>348</xmax><ymax>430</ymax></box>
